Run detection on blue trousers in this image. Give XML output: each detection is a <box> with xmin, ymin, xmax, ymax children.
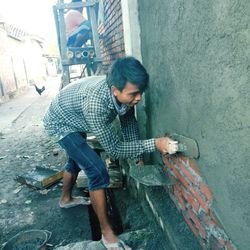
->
<box><xmin>58</xmin><ymin>132</ymin><xmax>110</xmax><ymax>191</ymax></box>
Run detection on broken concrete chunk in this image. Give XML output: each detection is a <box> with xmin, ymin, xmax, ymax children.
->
<box><xmin>54</xmin><ymin>240</ymin><xmax>92</xmax><ymax>250</ymax></box>
<box><xmin>39</xmin><ymin>189</ymin><xmax>49</xmax><ymax>195</ymax></box>
<box><xmin>54</xmin><ymin>229</ymin><xmax>151</xmax><ymax>250</ymax></box>
<box><xmin>52</xmin><ymin>148</ymin><xmax>60</xmax><ymax>156</ymax></box>
<box><xmin>22</xmin><ymin>155</ymin><xmax>30</xmax><ymax>159</ymax></box>
<box><xmin>13</xmin><ymin>185</ymin><xmax>24</xmax><ymax>194</ymax></box>
<box><xmin>16</xmin><ymin>166</ymin><xmax>63</xmax><ymax>189</ymax></box>
<box><xmin>0</xmin><ymin>199</ymin><xmax>7</xmax><ymax>204</ymax></box>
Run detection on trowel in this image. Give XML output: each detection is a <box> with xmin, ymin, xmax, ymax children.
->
<box><xmin>128</xmin><ymin>134</ymin><xmax>199</xmax><ymax>187</ymax></box>
<box><xmin>168</xmin><ymin>133</ymin><xmax>199</xmax><ymax>159</ymax></box>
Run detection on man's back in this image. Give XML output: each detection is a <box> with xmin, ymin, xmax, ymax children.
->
<box><xmin>43</xmin><ymin>75</ymin><xmax>109</xmax><ymax>138</ymax></box>
<box><xmin>65</xmin><ymin>9</ymin><xmax>86</xmax><ymax>37</ymax></box>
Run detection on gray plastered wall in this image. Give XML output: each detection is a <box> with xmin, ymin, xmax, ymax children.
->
<box><xmin>137</xmin><ymin>0</ymin><xmax>250</xmax><ymax>249</ymax></box>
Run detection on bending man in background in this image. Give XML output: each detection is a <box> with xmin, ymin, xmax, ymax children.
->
<box><xmin>65</xmin><ymin>0</ymin><xmax>91</xmax><ymax>47</ymax></box>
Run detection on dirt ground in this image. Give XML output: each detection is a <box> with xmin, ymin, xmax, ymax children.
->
<box><xmin>0</xmin><ymin>77</ymin><xmax>169</xmax><ymax>250</ymax></box>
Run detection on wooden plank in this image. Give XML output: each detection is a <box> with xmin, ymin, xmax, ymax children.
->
<box><xmin>56</xmin><ymin>1</ymin><xmax>99</xmax><ymax>10</ymax></box>
<box><xmin>16</xmin><ymin>167</ymin><xmax>63</xmax><ymax>189</ymax></box>
<box><xmin>88</xmin><ymin>5</ymin><xmax>101</xmax><ymax>59</ymax></box>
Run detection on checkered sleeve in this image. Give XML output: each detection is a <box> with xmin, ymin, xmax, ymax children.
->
<box><xmin>119</xmin><ymin>108</ymin><xmax>142</xmax><ymax>160</ymax></box>
<box><xmin>119</xmin><ymin>108</ymin><xmax>139</xmax><ymax>142</ymax></box>
<box><xmin>86</xmin><ymin>98</ymin><xmax>156</xmax><ymax>159</ymax></box>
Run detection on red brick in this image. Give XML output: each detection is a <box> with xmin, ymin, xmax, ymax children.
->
<box><xmin>200</xmin><ymin>182</ymin><xmax>213</xmax><ymax>202</ymax></box>
<box><xmin>174</xmin><ymin>182</ymin><xmax>183</xmax><ymax>191</ymax></box>
<box><xmin>181</xmin><ymin>187</ymin><xmax>200</xmax><ymax>212</ymax></box>
<box><xmin>172</xmin><ymin>157</ymin><xmax>199</xmax><ymax>185</ymax></box>
<box><xmin>183</xmin><ymin>213</ymin><xmax>199</xmax><ymax>237</ymax></box>
<box><xmin>209</xmin><ymin>210</ymin><xmax>223</xmax><ymax>228</ymax></box>
<box><xmin>187</xmin><ymin>209</ymin><xmax>207</xmax><ymax>238</ymax></box>
<box><xmin>190</xmin><ymin>187</ymin><xmax>210</xmax><ymax>213</ymax></box>
<box><xmin>169</xmin><ymin>192</ymin><xmax>183</xmax><ymax>213</ymax></box>
<box><xmin>200</xmin><ymin>212</ymin><xmax>216</xmax><ymax>229</ymax></box>
<box><xmin>100</xmin><ymin>0</ymin><xmax>125</xmax><ymax>72</ymax></box>
<box><xmin>179</xmin><ymin>156</ymin><xmax>202</xmax><ymax>176</ymax></box>
<box><xmin>163</xmin><ymin>157</ymin><xmax>190</xmax><ymax>188</ymax></box>
<box><xmin>173</xmin><ymin>185</ymin><xmax>187</xmax><ymax>211</ymax></box>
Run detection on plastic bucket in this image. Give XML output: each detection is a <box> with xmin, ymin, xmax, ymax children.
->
<box><xmin>2</xmin><ymin>230</ymin><xmax>52</xmax><ymax>250</ymax></box>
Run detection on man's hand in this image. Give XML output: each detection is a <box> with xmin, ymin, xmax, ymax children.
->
<box><xmin>155</xmin><ymin>137</ymin><xmax>178</xmax><ymax>155</ymax></box>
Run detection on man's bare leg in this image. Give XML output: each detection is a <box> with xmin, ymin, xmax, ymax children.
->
<box><xmin>60</xmin><ymin>171</ymin><xmax>77</xmax><ymax>205</ymax></box>
<box><xmin>90</xmin><ymin>189</ymin><xmax>118</xmax><ymax>243</ymax></box>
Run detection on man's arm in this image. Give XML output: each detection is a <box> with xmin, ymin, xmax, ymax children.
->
<box><xmin>86</xmin><ymin>94</ymin><xmax>178</xmax><ymax>159</ymax></box>
<box><xmin>119</xmin><ymin>108</ymin><xmax>143</xmax><ymax>160</ymax></box>
<box><xmin>86</xmin><ymin>105</ymin><xmax>155</xmax><ymax>159</ymax></box>
<box><xmin>119</xmin><ymin>107</ymin><xmax>139</xmax><ymax>142</ymax></box>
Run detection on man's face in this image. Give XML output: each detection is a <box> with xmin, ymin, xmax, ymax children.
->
<box><xmin>112</xmin><ymin>82</ymin><xmax>142</xmax><ymax>107</ymax></box>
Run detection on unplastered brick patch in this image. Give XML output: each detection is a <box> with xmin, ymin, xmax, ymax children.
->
<box><xmin>162</xmin><ymin>155</ymin><xmax>237</xmax><ymax>250</ymax></box>
<box><xmin>98</xmin><ymin>0</ymin><xmax>125</xmax><ymax>73</ymax></box>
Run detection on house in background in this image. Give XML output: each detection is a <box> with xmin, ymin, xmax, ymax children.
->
<box><xmin>0</xmin><ymin>16</ymin><xmax>58</xmax><ymax>103</ymax></box>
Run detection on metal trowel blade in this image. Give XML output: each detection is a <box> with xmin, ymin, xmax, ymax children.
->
<box><xmin>169</xmin><ymin>133</ymin><xmax>199</xmax><ymax>159</ymax></box>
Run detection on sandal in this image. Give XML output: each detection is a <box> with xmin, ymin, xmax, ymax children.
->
<box><xmin>59</xmin><ymin>196</ymin><xmax>91</xmax><ymax>208</ymax></box>
<box><xmin>101</xmin><ymin>235</ymin><xmax>132</xmax><ymax>250</ymax></box>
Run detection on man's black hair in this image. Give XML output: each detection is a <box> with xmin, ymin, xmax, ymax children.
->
<box><xmin>107</xmin><ymin>57</ymin><xmax>149</xmax><ymax>92</ymax></box>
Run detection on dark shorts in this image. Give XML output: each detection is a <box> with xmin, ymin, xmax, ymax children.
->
<box><xmin>58</xmin><ymin>132</ymin><xmax>110</xmax><ymax>191</ymax></box>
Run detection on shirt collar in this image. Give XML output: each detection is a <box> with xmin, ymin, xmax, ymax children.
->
<box><xmin>110</xmin><ymin>91</ymin><xmax>130</xmax><ymax>115</ymax></box>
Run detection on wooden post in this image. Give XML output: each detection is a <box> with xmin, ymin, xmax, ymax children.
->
<box><xmin>88</xmin><ymin>3</ymin><xmax>101</xmax><ymax>60</ymax></box>
<box><xmin>58</xmin><ymin>0</ymin><xmax>70</xmax><ymax>87</ymax></box>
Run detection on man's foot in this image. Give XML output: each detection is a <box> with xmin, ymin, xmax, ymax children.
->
<box><xmin>59</xmin><ymin>196</ymin><xmax>91</xmax><ymax>208</ymax></box>
<box><xmin>101</xmin><ymin>235</ymin><xmax>132</xmax><ymax>250</ymax></box>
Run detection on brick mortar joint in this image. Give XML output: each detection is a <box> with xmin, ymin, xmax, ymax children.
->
<box><xmin>162</xmin><ymin>157</ymin><xmax>237</xmax><ymax>249</ymax></box>
<box><xmin>163</xmin><ymin>157</ymin><xmax>213</xmax><ymax>204</ymax></box>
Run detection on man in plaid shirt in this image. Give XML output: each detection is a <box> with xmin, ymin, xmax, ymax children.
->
<box><xmin>43</xmin><ymin>57</ymin><xmax>177</xmax><ymax>249</ymax></box>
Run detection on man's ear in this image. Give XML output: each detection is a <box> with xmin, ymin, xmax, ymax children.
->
<box><xmin>111</xmin><ymin>86</ymin><xmax>119</xmax><ymax>96</ymax></box>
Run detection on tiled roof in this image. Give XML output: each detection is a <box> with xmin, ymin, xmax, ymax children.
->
<box><xmin>5</xmin><ymin>23</ymin><xmax>29</xmax><ymax>41</ymax></box>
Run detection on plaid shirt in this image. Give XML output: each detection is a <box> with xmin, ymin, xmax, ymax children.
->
<box><xmin>43</xmin><ymin>76</ymin><xmax>156</xmax><ymax>159</ymax></box>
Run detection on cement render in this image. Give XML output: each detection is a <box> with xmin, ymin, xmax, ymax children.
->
<box><xmin>137</xmin><ymin>0</ymin><xmax>250</xmax><ymax>249</ymax></box>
